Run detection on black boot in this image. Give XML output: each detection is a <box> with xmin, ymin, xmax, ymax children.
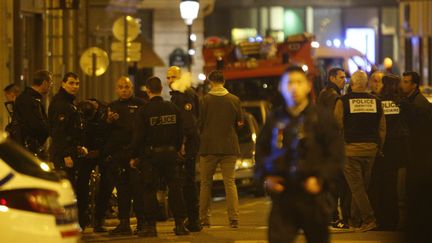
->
<box><xmin>185</xmin><ymin>219</ymin><xmax>202</xmax><ymax>232</ymax></box>
<box><xmin>174</xmin><ymin>220</ymin><xmax>190</xmax><ymax>236</ymax></box>
<box><xmin>109</xmin><ymin>219</ymin><xmax>132</xmax><ymax>235</ymax></box>
<box><xmin>137</xmin><ymin>221</ymin><xmax>157</xmax><ymax>238</ymax></box>
<box><xmin>134</xmin><ymin>218</ymin><xmax>145</xmax><ymax>235</ymax></box>
<box><xmin>93</xmin><ymin>219</ymin><xmax>108</xmax><ymax>233</ymax></box>
<box><xmin>79</xmin><ymin>214</ymin><xmax>88</xmax><ymax>231</ymax></box>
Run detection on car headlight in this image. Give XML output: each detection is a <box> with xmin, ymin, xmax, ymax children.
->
<box><xmin>235</xmin><ymin>158</ymin><xmax>254</xmax><ymax>170</ymax></box>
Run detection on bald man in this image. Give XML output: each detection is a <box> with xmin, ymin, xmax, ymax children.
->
<box><xmin>93</xmin><ymin>76</ymin><xmax>147</xmax><ymax>235</ymax></box>
<box><xmin>334</xmin><ymin>70</ymin><xmax>386</xmax><ymax>232</ymax></box>
<box><xmin>166</xmin><ymin>66</ymin><xmax>202</xmax><ymax>232</ymax></box>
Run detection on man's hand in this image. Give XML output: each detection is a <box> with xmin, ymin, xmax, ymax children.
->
<box><xmin>303</xmin><ymin>176</ymin><xmax>321</xmax><ymax>194</ymax></box>
<box><xmin>130</xmin><ymin>158</ymin><xmax>138</xmax><ymax>169</ymax></box>
<box><xmin>64</xmin><ymin>156</ymin><xmax>74</xmax><ymax>168</ymax></box>
<box><xmin>106</xmin><ymin>107</ymin><xmax>119</xmax><ymax>123</ymax></box>
<box><xmin>264</xmin><ymin>176</ymin><xmax>285</xmax><ymax>193</ymax></box>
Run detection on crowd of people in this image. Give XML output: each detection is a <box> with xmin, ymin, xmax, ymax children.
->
<box><xmin>255</xmin><ymin>66</ymin><xmax>432</xmax><ymax>243</ymax></box>
<box><xmin>3</xmin><ymin>64</ymin><xmax>432</xmax><ymax>242</ymax></box>
<box><xmin>3</xmin><ymin>67</ymin><xmax>242</xmax><ymax>238</ymax></box>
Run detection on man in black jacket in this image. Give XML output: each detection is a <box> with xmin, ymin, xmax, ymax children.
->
<box><xmin>48</xmin><ymin>72</ymin><xmax>88</xmax><ymax>229</ymax></box>
<box><xmin>255</xmin><ymin>66</ymin><xmax>344</xmax><ymax>243</ymax></box>
<box><xmin>166</xmin><ymin>66</ymin><xmax>201</xmax><ymax>231</ymax></box>
<box><xmin>317</xmin><ymin>67</ymin><xmax>346</xmax><ymax>110</ymax></box>
<box><xmin>49</xmin><ymin>72</ymin><xmax>85</xmax><ymax>177</ymax></box>
<box><xmin>130</xmin><ymin>76</ymin><xmax>188</xmax><ymax>237</ymax></box>
<box><xmin>76</xmin><ymin>98</ymin><xmax>109</xmax><ymax>232</ymax></box>
<box><xmin>400</xmin><ymin>71</ymin><xmax>432</xmax><ymax>243</ymax></box>
<box><xmin>317</xmin><ymin>67</ymin><xmax>350</xmax><ymax>229</ymax></box>
<box><xmin>13</xmin><ymin>70</ymin><xmax>52</xmax><ymax>157</ymax></box>
<box><xmin>95</xmin><ymin>76</ymin><xmax>146</xmax><ymax>235</ymax></box>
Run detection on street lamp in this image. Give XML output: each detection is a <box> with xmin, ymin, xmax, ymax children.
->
<box><xmin>180</xmin><ymin>0</ymin><xmax>200</xmax><ymax>72</ymax></box>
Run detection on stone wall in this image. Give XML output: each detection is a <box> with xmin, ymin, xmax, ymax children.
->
<box><xmin>153</xmin><ymin>9</ymin><xmax>204</xmax><ymax>99</ymax></box>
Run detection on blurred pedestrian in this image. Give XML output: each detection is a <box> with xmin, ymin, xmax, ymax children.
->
<box><xmin>334</xmin><ymin>70</ymin><xmax>386</xmax><ymax>232</ymax></box>
<box><xmin>129</xmin><ymin>76</ymin><xmax>189</xmax><ymax>237</ymax></box>
<box><xmin>400</xmin><ymin>71</ymin><xmax>432</xmax><ymax>243</ymax></box>
<box><xmin>198</xmin><ymin>70</ymin><xmax>242</xmax><ymax>228</ymax></box>
<box><xmin>256</xmin><ymin>66</ymin><xmax>344</xmax><ymax>243</ymax></box>
<box><xmin>166</xmin><ymin>66</ymin><xmax>202</xmax><ymax>232</ymax></box>
<box><xmin>317</xmin><ymin>67</ymin><xmax>350</xmax><ymax>229</ymax></box>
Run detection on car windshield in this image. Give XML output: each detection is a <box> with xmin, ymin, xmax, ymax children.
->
<box><xmin>225</xmin><ymin>76</ymin><xmax>283</xmax><ymax>106</ymax></box>
<box><xmin>0</xmin><ymin>140</ymin><xmax>60</xmax><ymax>182</ymax></box>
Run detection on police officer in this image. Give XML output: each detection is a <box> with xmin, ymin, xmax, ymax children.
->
<box><xmin>166</xmin><ymin>66</ymin><xmax>201</xmax><ymax>231</ymax></box>
<box><xmin>49</xmin><ymin>72</ymin><xmax>89</xmax><ymax>230</ymax></box>
<box><xmin>94</xmin><ymin>76</ymin><xmax>146</xmax><ymax>235</ymax></box>
<box><xmin>49</xmin><ymin>72</ymin><xmax>87</xmax><ymax>184</ymax></box>
<box><xmin>255</xmin><ymin>66</ymin><xmax>345</xmax><ymax>243</ymax></box>
<box><xmin>368</xmin><ymin>74</ymin><xmax>408</xmax><ymax>230</ymax></box>
<box><xmin>13</xmin><ymin>70</ymin><xmax>51</xmax><ymax>157</ymax></box>
<box><xmin>130</xmin><ymin>76</ymin><xmax>188</xmax><ymax>237</ymax></box>
<box><xmin>334</xmin><ymin>70</ymin><xmax>386</xmax><ymax>232</ymax></box>
<box><xmin>75</xmin><ymin>98</ymin><xmax>109</xmax><ymax>232</ymax></box>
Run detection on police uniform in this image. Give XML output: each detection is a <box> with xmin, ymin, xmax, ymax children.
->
<box><xmin>130</xmin><ymin>96</ymin><xmax>187</xmax><ymax>234</ymax></box>
<box><xmin>369</xmin><ymin>97</ymin><xmax>408</xmax><ymax>230</ymax></box>
<box><xmin>255</xmin><ymin>104</ymin><xmax>344</xmax><ymax>243</ymax></box>
<box><xmin>341</xmin><ymin>93</ymin><xmax>382</xmax><ymax>144</ymax></box>
<box><xmin>170</xmin><ymin>88</ymin><xmax>200</xmax><ymax>227</ymax></box>
<box><xmin>75</xmin><ymin>99</ymin><xmax>109</xmax><ymax>230</ymax></box>
<box><xmin>13</xmin><ymin>87</ymin><xmax>49</xmax><ymax>156</ymax></box>
<box><xmin>48</xmin><ymin>87</ymin><xmax>83</xmax><ymax>184</ymax></box>
<box><xmin>94</xmin><ymin>97</ymin><xmax>145</xmax><ymax>234</ymax></box>
<box><xmin>336</xmin><ymin>91</ymin><xmax>385</xmax><ymax>229</ymax></box>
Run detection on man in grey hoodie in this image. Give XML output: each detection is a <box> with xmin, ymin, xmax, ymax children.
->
<box><xmin>198</xmin><ymin>70</ymin><xmax>243</xmax><ymax>228</ymax></box>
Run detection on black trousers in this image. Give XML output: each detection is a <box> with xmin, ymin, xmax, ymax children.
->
<box><xmin>369</xmin><ymin>156</ymin><xmax>399</xmax><ymax>230</ymax></box>
<box><xmin>94</xmin><ymin>152</ymin><xmax>140</xmax><ymax>220</ymax></box>
<box><xmin>269</xmin><ymin>191</ymin><xmax>331</xmax><ymax>243</ymax></box>
<box><xmin>76</xmin><ymin>158</ymin><xmax>98</xmax><ymax>227</ymax></box>
<box><xmin>329</xmin><ymin>171</ymin><xmax>351</xmax><ymax>224</ymax></box>
<box><xmin>369</xmin><ymin>139</ymin><xmax>407</xmax><ymax>230</ymax></box>
<box><xmin>182</xmin><ymin>133</ymin><xmax>200</xmax><ymax>222</ymax></box>
<box><xmin>135</xmin><ymin>151</ymin><xmax>187</xmax><ymax>224</ymax></box>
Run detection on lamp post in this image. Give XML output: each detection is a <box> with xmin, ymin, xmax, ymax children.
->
<box><xmin>180</xmin><ymin>0</ymin><xmax>200</xmax><ymax>72</ymax></box>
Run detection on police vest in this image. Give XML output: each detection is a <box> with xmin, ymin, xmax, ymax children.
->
<box><xmin>342</xmin><ymin>92</ymin><xmax>382</xmax><ymax>143</ymax></box>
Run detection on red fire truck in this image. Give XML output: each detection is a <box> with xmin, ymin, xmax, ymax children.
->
<box><xmin>203</xmin><ymin>32</ymin><xmax>319</xmax><ymax>108</ymax></box>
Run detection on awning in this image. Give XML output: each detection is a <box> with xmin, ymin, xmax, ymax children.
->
<box><xmin>137</xmin><ymin>37</ymin><xmax>165</xmax><ymax>68</ymax></box>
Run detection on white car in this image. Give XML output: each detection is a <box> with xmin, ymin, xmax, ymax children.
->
<box><xmin>314</xmin><ymin>46</ymin><xmax>374</xmax><ymax>76</ymax></box>
<box><xmin>0</xmin><ymin>133</ymin><xmax>80</xmax><ymax>243</ymax></box>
